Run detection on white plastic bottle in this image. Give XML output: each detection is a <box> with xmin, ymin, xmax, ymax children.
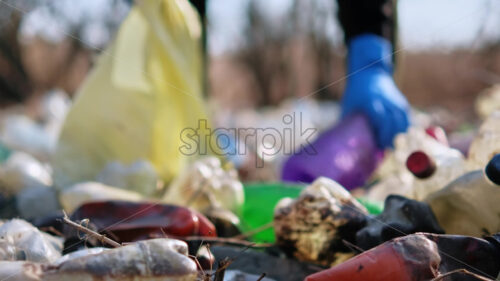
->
<box><xmin>424</xmin><ymin>154</ymin><xmax>500</xmax><ymax>237</ymax></box>
<box><xmin>367</xmin><ymin>127</ymin><xmax>463</xmax><ymax>202</ymax></box>
<box><xmin>468</xmin><ymin>110</ymin><xmax>500</xmax><ymax>170</ymax></box>
<box><xmin>406</xmin><ymin>148</ymin><xmax>466</xmax><ymax>200</ymax></box>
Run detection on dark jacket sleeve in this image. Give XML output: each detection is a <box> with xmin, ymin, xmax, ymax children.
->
<box><xmin>337</xmin><ymin>0</ymin><xmax>396</xmax><ymax>45</ymax></box>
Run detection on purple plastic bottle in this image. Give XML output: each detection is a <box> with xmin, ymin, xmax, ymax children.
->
<box><xmin>281</xmin><ymin>114</ymin><xmax>383</xmax><ymax>190</ymax></box>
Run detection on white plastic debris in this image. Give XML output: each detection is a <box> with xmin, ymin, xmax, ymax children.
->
<box><xmin>43</xmin><ymin>238</ymin><xmax>198</xmax><ymax>281</ymax></box>
<box><xmin>40</xmin><ymin>90</ymin><xmax>71</xmax><ymax>139</ymax></box>
<box><xmin>0</xmin><ymin>261</ymin><xmax>44</xmax><ymax>281</ymax></box>
<box><xmin>0</xmin><ymin>219</ymin><xmax>62</xmax><ymax>263</ymax></box>
<box><xmin>0</xmin><ymin>239</ymin><xmax>196</xmax><ymax>281</ymax></box>
<box><xmin>0</xmin><ymin>152</ymin><xmax>52</xmax><ymax>195</ymax></box>
<box><xmin>53</xmin><ymin>248</ymin><xmax>108</xmax><ymax>266</ymax></box>
<box><xmin>163</xmin><ymin>157</ymin><xmax>244</xmax><ymax>214</ymax></box>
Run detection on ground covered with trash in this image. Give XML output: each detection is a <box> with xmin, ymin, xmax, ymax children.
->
<box><xmin>0</xmin><ymin>85</ymin><xmax>499</xmax><ymax>281</ymax></box>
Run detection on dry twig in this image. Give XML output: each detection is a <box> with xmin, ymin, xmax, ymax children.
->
<box><xmin>167</xmin><ymin>235</ymin><xmax>272</xmax><ymax>248</ymax></box>
<box><xmin>431</xmin><ymin>269</ymin><xmax>494</xmax><ymax>281</ymax></box>
<box><xmin>231</xmin><ymin>222</ymin><xmax>274</xmax><ymax>240</ymax></box>
<box><xmin>214</xmin><ymin>258</ymin><xmax>232</xmax><ymax>281</ymax></box>
<box><xmin>256</xmin><ymin>273</ymin><xmax>267</xmax><ymax>281</ymax></box>
<box><xmin>61</xmin><ymin>211</ymin><xmax>121</xmax><ymax>248</ymax></box>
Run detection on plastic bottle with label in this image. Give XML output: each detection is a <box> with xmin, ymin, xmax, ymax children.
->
<box><xmin>425</xmin><ymin>153</ymin><xmax>500</xmax><ymax>236</ymax></box>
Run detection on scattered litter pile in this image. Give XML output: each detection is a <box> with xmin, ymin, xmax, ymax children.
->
<box><xmin>1</xmin><ymin>89</ymin><xmax>500</xmax><ymax>280</ymax></box>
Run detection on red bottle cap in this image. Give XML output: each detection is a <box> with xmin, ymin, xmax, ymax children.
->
<box><xmin>486</xmin><ymin>154</ymin><xmax>500</xmax><ymax>186</ymax></box>
<box><xmin>406</xmin><ymin>151</ymin><xmax>436</xmax><ymax>179</ymax></box>
<box><xmin>425</xmin><ymin>126</ymin><xmax>449</xmax><ymax>146</ymax></box>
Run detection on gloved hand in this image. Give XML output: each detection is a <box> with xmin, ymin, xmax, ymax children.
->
<box><xmin>341</xmin><ymin>34</ymin><xmax>410</xmax><ymax>148</ymax></box>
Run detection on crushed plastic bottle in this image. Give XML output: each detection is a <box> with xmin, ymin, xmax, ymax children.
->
<box><xmin>425</xmin><ymin>153</ymin><xmax>500</xmax><ymax>236</ymax></box>
<box><xmin>53</xmin><ymin>248</ymin><xmax>108</xmax><ymax>266</ymax></box>
<box><xmin>67</xmin><ymin>201</ymin><xmax>216</xmax><ymax>243</ymax></box>
<box><xmin>281</xmin><ymin>114</ymin><xmax>382</xmax><ymax>190</ymax></box>
<box><xmin>406</xmin><ymin>148</ymin><xmax>466</xmax><ymax>200</ymax></box>
<box><xmin>305</xmin><ymin>234</ymin><xmax>441</xmax><ymax>281</ymax></box>
<box><xmin>0</xmin><ymin>219</ymin><xmax>62</xmax><ymax>263</ymax></box>
<box><xmin>2</xmin><ymin>239</ymin><xmax>198</xmax><ymax>281</ymax></box>
<box><xmin>273</xmin><ymin>177</ymin><xmax>367</xmax><ymax>266</ymax></box>
<box><xmin>306</xmin><ymin>232</ymin><xmax>500</xmax><ymax>281</ymax></box>
<box><xmin>468</xmin><ymin>110</ymin><xmax>500</xmax><ymax>170</ymax></box>
<box><xmin>163</xmin><ymin>157</ymin><xmax>244</xmax><ymax>215</ymax></box>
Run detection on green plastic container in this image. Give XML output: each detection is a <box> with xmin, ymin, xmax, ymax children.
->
<box><xmin>357</xmin><ymin>197</ymin><xmax>383</xmax><ymax>215</ymax></box>
<box><xmin>240</xmin><ymin>182</ymin><xmax>384</xmax><ymax>243</ymax></box>
<box><xmin>240</xmin><ymin>182</ymin><xmax>305</xmax><ymax>242</ymax></box>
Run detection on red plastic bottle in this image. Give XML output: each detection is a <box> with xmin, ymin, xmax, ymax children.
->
<box><xmin>305</xmin><ymin>234</ymin><xmax>440</xmax><ymax>281</ymax></box>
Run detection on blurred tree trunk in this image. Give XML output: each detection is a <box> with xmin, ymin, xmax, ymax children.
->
<box><xmin>0</xmin><ymin>12</ymin><xmax>31</xmax><ymax>106</ymax></box>
<box><xmin>236</xmin><ymin>0</ymin><xmax>340</xmax><ymax>106</ymax></box>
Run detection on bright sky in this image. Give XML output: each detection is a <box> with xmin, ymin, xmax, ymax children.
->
<box><xmin>208</xmin><ymin>0</ymin><xmax>500</xmax><ymax>55</ymax></box>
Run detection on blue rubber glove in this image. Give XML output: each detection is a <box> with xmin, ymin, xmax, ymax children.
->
<box><xmin>341</xmin><ymin>34</ymin><xmax>410</xmax><ymax>148</ymax></box>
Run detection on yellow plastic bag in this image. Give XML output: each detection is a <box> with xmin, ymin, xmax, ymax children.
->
<box><xmin>53</xmin><ymin>0</ymin><xmax>212</xmax><ymax>190</ymax></box>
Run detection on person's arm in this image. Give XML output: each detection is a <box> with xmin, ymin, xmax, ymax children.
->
<box><xmin>337</xmin><ymin>0</ymin><xmax>395</xmax><ymax>46</ymax></box>
<box><xmin>337</xmin><ymin>0</ymin><xmax>409</xmax><ymax>148</ymax></box>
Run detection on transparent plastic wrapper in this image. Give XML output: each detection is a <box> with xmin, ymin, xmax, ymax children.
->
<box><xmin>0</xmin><ymin>219</ymin><xmax>62</xmax><ymax>263</ymax></box>
<box><xmin>468</xmin><ymin>110</ymin><xmax>500</xmax><ymax>170</ymax></box>
<box><xmin>59</xmin><ymin>182</ymin><xmax>143</xmax><ymax>213</ymax></box>
<box><xmin>163</xmin><ymin>157</ymin><xmax>244</xmax><ymax>214</ymax></box>
<box><xmin>96</xmin><ymin>160</ymin><xmax>159</xmax><ymax>197</ymax></box>
<box><xmin>0</xmin><ymin>151</ymin><xmax>52</xmax><ymax>195</ymax></box>
<box><xmin>273</xmin><ymin>177</ymin><xmax>367</xmax><ymax>266</ymax></box>
<box><xmin>53</xmin><ymin>0</ymin><xmax>214</xmax><ymax>189</ymax></box>
<box><xmin>425</xmin><ymin>154</ymin><xmax>500</xmax><ymax>237</ymax></box>
<box><xmin>281</xmin><ymin>114</ymin><xmax>382</xmax><ymax>189</ymax></box>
